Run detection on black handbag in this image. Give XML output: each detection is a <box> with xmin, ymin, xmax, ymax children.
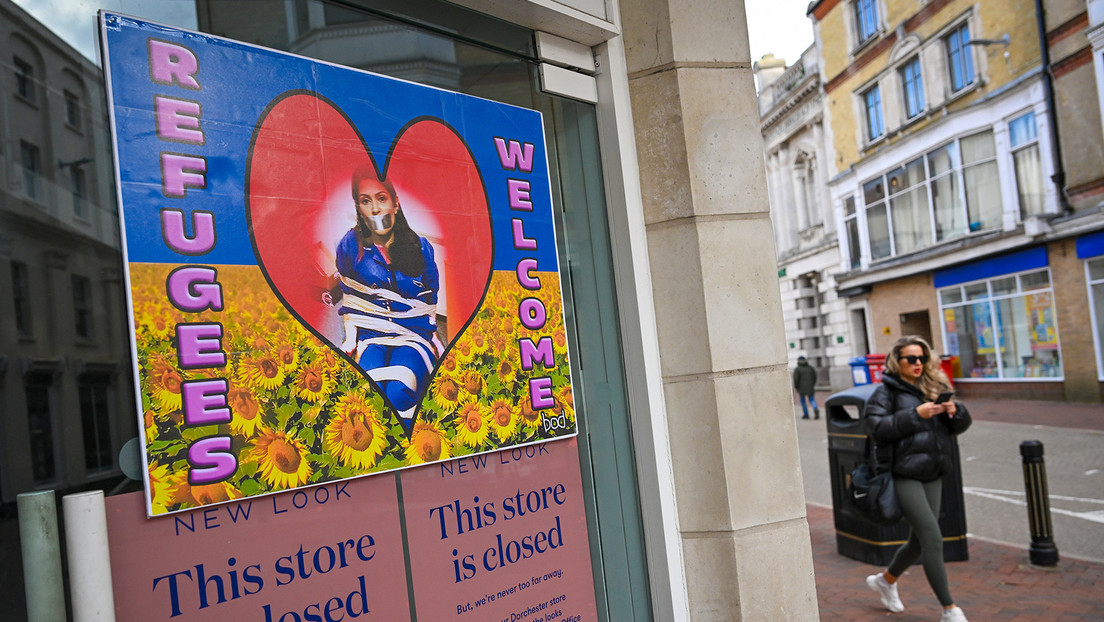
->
<box><xmin>848</xmin><ymin>437</ymin><xmax>902</xmax><ymax>525</ymax></box>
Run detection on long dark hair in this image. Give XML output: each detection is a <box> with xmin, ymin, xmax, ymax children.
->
<box><xmin>351</xmin><ymin>166</ymin><xmax>425</xmax><ymax>276</ymax></box>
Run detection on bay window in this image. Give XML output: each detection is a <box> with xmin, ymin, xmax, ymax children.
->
<box><xmin>1009</xmin><ymin>111</ymin><xmax>1044</xmax><ymax>216</ymax></box>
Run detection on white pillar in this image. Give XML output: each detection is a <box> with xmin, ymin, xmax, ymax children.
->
<box><xmin>17</xmin><ymin>491</ymin><xmax>67</xmax><ymax>622</ymax></box>
<box><xmin>63</xmin><ymin>491</ymin><xmax>116</xmax><ymax>622</ymax></box>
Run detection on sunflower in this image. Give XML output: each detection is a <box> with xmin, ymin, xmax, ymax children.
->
<box><xmin>404</xmin><ymin>420</ymin><xmax>451</xmax><ymax>465</ymax></box>
<box><xmin>251</xmin><ymin>430</ymin><xmax>313</xmax><ymax>489</ymax></box>
<box><xmin>227</xmin><ymin>385</ymin><xmax>263</xmax><ymax>437</ymax></box>
<box><xmin>430</xmin><ymin>374</ymin><xmax>462</xmax><ymax>409</ymax></box>
<box><xmin>470</xmin><ymin>331</ymin><xmax>489</xmax><ymax>355</ymax></box>
<box><xmin>239</xmin><ymin>355</ymin><xmax>285</xmax><ymax>391</ymax></box>
<box><xmin>557</xmin><ymin>385</ymin><xmax>575</xmax><ymax>423</ymax></box>
<box><xmin>439</xmin><ymin>350</ymin><xmax>459</xmax><ymax>375</ymax></box>
<box><xmin>275</xmin><ymin>344</ymin><xmax>299</xmax><ymax>371</ymax></box>
<box><xmin>495</xmin><ymin>358</ymin><xmax>517</xmax><ymax>386</ymax></box>
<box><xmin>455</xmin><ymin>402</ymin><xmax>491</xmax><ymax>448</ymax></box>
<box><xmin>489</xmin><ymin>398</ymin><xmax>519</xmax><ymax>441</ymax></box>
<box><xmin>294</xmin><ymin>362</ymin><xmax>332</xmax><ymax>403</ymax></box>
<box><xmin>518</xmin><ymin>396</ymin><xmax>542</xmax><ymax>431</ymax></box>
<box><xmin>148</xmin><ymin>462</ymin><xmax>175</xmax><ymax>514</ymax></box>
<box><xmin>460</xmin><ymin>370</ymin><xmax>484</xmax><ymax>398</ymax></box>
<box><xmin>146</xmin><ymin>312</ymin><xmax>174</xmax><ymax>341</ymax></box>
<box><xmin>151</xmin><ymin>363</ymin><xmax>184</xmax><ymax>413</ymax></box>
<box><xmin>552</xmin><ymin>327</ymin><xmax>568</xmax><ymax>355</ymax></box>
<box><xmin>454</xmin><ymin>339</ymin><xmax>476</xmax><ymax>366</ymax></box>
<box><xmin>176</xmin><ymin>480</ymin><xmax>244</xmax><ymax>507</ymax></box>
<box><xmin>325</xmin><ymin>394</ymin><xmax>387</xmax><ymax>469</ymax></box>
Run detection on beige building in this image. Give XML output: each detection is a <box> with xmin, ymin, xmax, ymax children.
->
<box><xmin>811</xmin><ymin>0</ymin><xmax>1104</xmax><ymax>403</ymax></box>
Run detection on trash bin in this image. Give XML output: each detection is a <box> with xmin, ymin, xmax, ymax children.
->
<box><xmin>849</xmin><ymin>357</ymin><xmax>871</xmax><ymax>385</ymax></box>
<box><xmin>825</xmin><ymin>386</ymin><xmax>968</xmax><ymax>565</ymax></box>
<box><xmin>865</xmin><ymin>353</ymin><xmax>887</xmax><ymax>383</ymax></box>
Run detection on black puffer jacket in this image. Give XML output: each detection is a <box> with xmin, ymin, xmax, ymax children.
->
<box><xmin>863</xmin><ymin>373</ymin><xmax>971</xmax><ymax>482</ymax></box>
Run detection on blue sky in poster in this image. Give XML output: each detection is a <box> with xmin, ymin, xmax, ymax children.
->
<box><xmin>101</xmin><ymin>13</ymin><xmax>556</xmax><ymax>273</ymax></box>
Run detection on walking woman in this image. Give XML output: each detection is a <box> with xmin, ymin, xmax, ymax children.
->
<box><xmin>863</xmin><ymin>336</ymin><xmax>972</xmax><ymax>621</ymax></box>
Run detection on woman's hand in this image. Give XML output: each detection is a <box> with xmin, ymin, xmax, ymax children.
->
<box><xmin>916</xmin><ymin>402</ymin><xmax>947</xmax><ymax>419</ymax></box>
<box><xmin>943</xmin><ymin>400</ymin><xmax>957</xmax><ymax>418</ymax></box>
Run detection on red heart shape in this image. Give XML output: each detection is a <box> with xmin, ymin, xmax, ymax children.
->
<box><xmin>246</xmin><ymin>92</ymin><xmax>493</xmax><ymax>421</ymax></box>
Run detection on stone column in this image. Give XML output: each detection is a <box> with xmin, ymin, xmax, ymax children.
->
<box><xmin>619</xmin><ymin>0</ymin><xmax>818</xmax><ymax>618</ymax></box>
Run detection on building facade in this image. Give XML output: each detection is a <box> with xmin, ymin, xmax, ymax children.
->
<box><xmin>810</xmin><ymin>0</ymin><xmax>1104</xmax><ymax>402</ymax></box>
<box><xmin>758</xmin><ymin>47</ymin><xmax>861</xmax><ymax>391</ymax></box>
<box><xmin>2</xmin><ymin>0</ymin><xmax>819</xmax><ymax>619</ymax></box>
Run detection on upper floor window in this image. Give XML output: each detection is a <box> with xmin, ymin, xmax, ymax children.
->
<box><xmin>72</xmin><ymin>167</ymin><xmax>88</xmax><ymax>218</ymax></box>
<box><xmin>65</xmin><ymin>90</ymin><xmax>82</xmax><ymax>128</ymax></box>
<box><xmin>945</xmin><ymin>23</ymin><xmax>975</xmax><ymax>92</ymax></box>
<box><xmin>1009</xmin><ymin>111</ymin><xmax>1044</xmax><ymax>217</ymax></box>
<box><xmin>855</xmin><ymin>0</ymin><xmax>880</xmax><ymax>44</ymax></box>
<box><xmin>900</xmin><ymin>56</ymin><xmax>925</xmax><ymax>120</ymax></box>
<box><xmin>863</xmin><ymin>85</ymin><xmax>885</xmax><ymax>141</ymax></box>
<box><xmin>73</xmin><ymin>274</ymin><xmax>93</xmax><ymax>339</ymax></box>
<box><xmin>12</xmin><ymin>261</ymin><xmax>33</xmax><ymax>336</ymax></box>
<box><xmin>843</xmin><ymin>196</ymin><xmax>862</xmax><ymax>269</ymax></box>
<box><xmin>20</xmin><ymin>141</ymin><xmax>41</xmax><ymax>200</ymax></box>
<box><xmin>15</xmin><ymin>57</ymin><xmax>35</xmax><ymax>101</ymax></box>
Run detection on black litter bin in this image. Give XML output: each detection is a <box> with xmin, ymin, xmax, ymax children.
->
<box><xmin>825</xmin><ymin>385</ymin><xmax>968</xmax><ymax>565</ymax></box>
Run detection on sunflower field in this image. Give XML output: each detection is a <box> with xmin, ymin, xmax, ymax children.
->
<box><xmin>131</xmin><ymin>264</ymin><xmax>575</xmax><ymax>515</ymax></box>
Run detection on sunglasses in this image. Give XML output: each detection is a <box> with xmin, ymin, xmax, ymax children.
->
<box><xmin>899</xmin><ymin>355</ymin><xmax>929</xmax><ymax>365</ymax></box>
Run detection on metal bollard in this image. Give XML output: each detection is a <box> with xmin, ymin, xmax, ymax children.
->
<box><xmin>1020</xmin><ymin>440</ymin><xmax>1059</xmax><ymax>566</ymax></box>
<box><xmin>17</xmin><ymin>491</ymin><xmax>67</xmax><ymax>622</ymax></box>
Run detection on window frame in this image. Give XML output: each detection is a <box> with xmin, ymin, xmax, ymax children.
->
<box><xmin>12</xmin><ymin>261</ymin><xmax>33</xmax><ymax>337</ymax></box>
<box><xmin>64</xmin><ymin>90</ymin><xmax>82</xmax><ymax>129</ymax></box>
<box><xmin>72</xmin><ymin>274</ymin><xmax>94</xmax><ymax>340</ymax></box>
<box><xmin>1087</xmin><ymin>257</ymin><xmax>1104</xmax><ymax>381</ymax></box>
<box><xmin>1008</xmin><ymin>110</ymin><xmax>1044</xmax><ymax>217</ymax></box>
<box><xmin>945</xmin><ymin>23</ymin><xmax>975</xmax><ymax>93</ymax></box>
<box><xmin>14</xmin><ymin>56</ymin><xmax>35</xmax><ymax>101</ymax></box>
<box><xmin>863</xmin><ymin>84</ymin><xmax>885</xmax><ymax>142</ymax></box>
<box><xmin>899</xmin><ymin>56</ymin><xmax>925</xmax><ymax>120</ymax></box>
<box><xmin>20</xmin><ymin>140</ymin><xmax>41</xmax><ymax>201</ymax></box>
<box><xmin>854</xmin><ymin>0</ymin><xmax>880</xmax><ymax>46</ymax></box>
<box><xmin>79</xmin><ymin>377</ymin><xmax>115</xmax><ymax>473</ymax></box>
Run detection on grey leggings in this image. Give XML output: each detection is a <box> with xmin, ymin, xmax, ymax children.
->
<box><xmin>887</xmin><ymin>477</ymin><xmax>954</xmax><ymax>607</ymax></box>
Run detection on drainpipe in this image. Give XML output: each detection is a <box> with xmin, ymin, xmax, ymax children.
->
<box><xmin>1035</xmin><ymin>0</ymin><xmax>1072</xmax><ymax>213</ymax></box>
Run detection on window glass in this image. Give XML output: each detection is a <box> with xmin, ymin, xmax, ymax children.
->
<box><xmin>1009</xmin><ymin>113</ymin><xmax>1044</xmax><ymax>216</ymax></box>
<box><xmin>1089</xmin><ymin>257</ymin><xmax>1104</xmax><ymax>281</ymax></box>
<box><xmin>20</xmin><ymin>141</ymin><xmax>41</xmax><ymax>200</ymax></box>
<box><xmin>15</xmin><ymin>57</ymin><xmax>34</xmax><ymax>100</ymax></box>
<box><xmin>12</xmin><ymin>261</ymin><xmax>33</xmax><ymax>336</ymax></box>
<box><xmin>991</xmin><ymin>276</ymin><xmax>1016</xmax><ymax>296</ymax></box>
<box><xmin>863</xmin><ymin>177</ymin><xmax>885</xmax><ymax>204</ymax></box>
<box><xmin>1020</xmin><ymin>269</ymin><xmax>1050</xmax><ymax>290</ymax></box>
<box><xmin>931</xmin><ymin>167</ymin><xmax>963</xmax><ymax>241</ymax></box>
<box><xmin>939</xmin><ymin>287</ymin><xmax>963</xmax><ymax>305</ymax></box>
<box><xmin>964</xmin><ymin>282</ymin><xmax>988</xmax><ymax>300</ymax></box>
<box><xmin>962</xmin><ymin>133</ymin><xmax>1001</xmax><ymax>231</ymax></box>
<box><xmin>856</xmin><ymin>0</ymin><xmax>879</xmax><ymax>42</ymax></box>
<box><xmin>890</xmin><ymin>184</ymin><xmax>930</xmax><ymax>255</ymax></box>
<box><xmin>846</xmin><ymin>217</ymin><xmax>862</xmax><ymax>269</ymax></box>
<box><xmin>80</xmin><ymin>380</ymin><xmax>114</xmax><ymax>471</ymax></box>
<box><xmin>928</xmin><ymin>142</ymin><xmax>957</xmax><ymax>176</ymax></box>
<box><xmin>844</xmin><ymin>195</ymin><xmax>856</xmax><ymax>216</ymax></box>
<box><xmin>961</xmin><ymin>130</ymin><xmax>996</xmax><ymax>163</ymax></box>
<box><xmin>867</xmin><ymin>203</ymin><xmax>891</xmax><ymax>259</ymax></box>
<box><xmin>946</xmin><ymin>23</ymin><xmax>975</xmax><ymax>92</ymax></box>
<box><xmin>65</xmin><ymin>90</ymin><xmax>81</xmax><ymax>127</ymax></box>
<box><xmin>900</xmin><ymin>56</ymin><xmax>924</xmax><ymax>119</ymax></box>
<box><xmin>1009</xmin><ymin>112</ymin><xmax>1038</xmax><ymax>147</ymax></box>
<box><xmin>73</xmin><ymin>275</ymin><xmax>93</xmax><ymax>339</ymax></box>
<box><xmin>864</xmin><ymin>85</ymin><xmax>884</xmax><ymax>140</ymax></box>
<box><xmin>26</xmin><ymin>376</ymin><xmax>57</xmax><ymax>484</ymax></box>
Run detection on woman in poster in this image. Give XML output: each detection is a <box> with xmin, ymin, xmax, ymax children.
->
<box><xmin>323</xmin><ymin>166</ymin><xmax>442</xmax><ymax>428</ymax></box>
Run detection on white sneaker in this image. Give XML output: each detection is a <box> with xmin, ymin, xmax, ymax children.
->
<box><xmin>865</xmin><ymin>573</ymin><xmax>904</xmax><ymax>613</ymax></box>
<box><xmin>940</xmin><ymin>606</ymin><xmax>968</xmax><ymax>622</ymax></box>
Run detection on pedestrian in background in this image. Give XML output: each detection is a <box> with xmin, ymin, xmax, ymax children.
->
<box><xmin>863</xmin><ymin>336</ymin><xmax>972</xmax><ymax>622</ymax></box>
<box><xmin>792</xmin><ymin>355</ymin><xmax>818</xmax><ymax>419</ymax></box>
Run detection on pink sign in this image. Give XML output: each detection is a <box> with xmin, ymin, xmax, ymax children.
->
<box><xmin>402</xmin><ymin>438</ymin><xmax>599</xmax><ymax>622</ymax></box>
<box><xmin>105</xmin><ymin>475</ymin><xmax>411</xmax><ymax>621</ymax></box>
<box><xmin>106</xmin><ymin>439</ymin><xmax>598</xmax><ymax>621</ymax></box>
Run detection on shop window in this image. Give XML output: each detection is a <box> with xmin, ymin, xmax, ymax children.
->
<box><xmin>854</xmin><ymin>0</ymin><xmax>880</xmax><ymax>45</ymax></box>
<box><xmin>900</xmin><ymin>56</ymin><xmax>925</xmax><ymax>120</ymax></box>
<box><xmin>14</xmin><ymin>56</ymin><xmax>35</xmax><ymax>101</ymax></box>
<box><xmin>1009</xmin><ymin>111</ymin><xmax>1044</xmax><ymax>217</ymax></box>
<box><xmin>65</xmin><ymin>90</ymin><xmax>82</xmax><ymax>128</ymax></box>
<box><xmin>863</xmin><ymin>84</ymin><xmax>884</xmax><ymax>141</ymax></box>
<box><xmin>12</xmin><ymin>261</ymin><xmax>33</xmax><ymax>336</ymax></box>
<box><xmin>25</xmin><ymin>372</ymin><xmax>57</xmax><ymax>484</ymax></box>
<box><xmin>73</xmin><ymin>274</ymin><xmax>93</xmax><ymax>339</ymax></box>
<box><xmin>939</xmin><ymin>268</ymin><xmax>1062</xmax><ymax>379</ymax></box>
<box><xmin>20</xmin><ymin>140</ymin><xmax>41</xmax><ymax>200</ymax></box>
<box><xmin>79</xmin><ymin>377</ymin><xmax>114</xmax><ymax>471</ymax></box>
<box><xmin>1088</xmin><ymin>257</ymin><xmax>1104</xmax><ymax>380</ymax></box>
<box><xmin>945</xmin><ymin>23</ymin><xmax>975</xmax><ymax>93</ymax></box>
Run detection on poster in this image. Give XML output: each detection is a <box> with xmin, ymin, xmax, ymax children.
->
<box><xmin>100</xmin><ymin>14</ymin><xmax>577</xmax><ymax>516</ymax></box>
<box><xmin>106</xmin><ymin>439</ymin><xmax>599</xmax><ymax>622</ymax></box>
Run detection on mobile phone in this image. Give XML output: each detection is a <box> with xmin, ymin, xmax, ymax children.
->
<box><xmin>935</xmin><ymin>391</ymin><xmax>954</xmax><ymax>404</ymax></box>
